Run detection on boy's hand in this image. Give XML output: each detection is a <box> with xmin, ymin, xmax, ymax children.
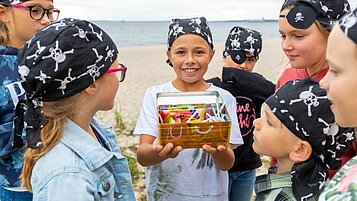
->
<box><xmin>152</xmin><ymin>139</ymin><xmax>183</xmax><ymax>158</ymax></box>
<box><xmin>202</xmin><ymin>144</ymin><xmax>227</xmax><ymax>153</ymax></box>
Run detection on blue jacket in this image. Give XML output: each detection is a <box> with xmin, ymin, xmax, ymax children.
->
<box><xmin>0</xmin><ymin>45</ymin><xmax>26</xmax><ymax>187</ymax></box>
<box><xmin>31</xmin><ymin>118</ymin><xmax>135</xmax><ymax>201</ymax></box>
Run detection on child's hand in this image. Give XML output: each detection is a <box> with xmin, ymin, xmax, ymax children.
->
<box><xmin>202</xmin><ymin>144</ymin><xmax>227</xmax><ymax>153</ymax></box>
<box><xmin>152</xmin><ymin>139</ymin><xmax>183</xmax><ymax>158</ymax></box>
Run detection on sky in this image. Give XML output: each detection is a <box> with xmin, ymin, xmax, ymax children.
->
<box><xmin>55</xmin><ymin>0</ymin><xmax>357</xmax><ymax>22</ymax></box>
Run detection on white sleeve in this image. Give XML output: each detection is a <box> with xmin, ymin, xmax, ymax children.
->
<box><xmin>133</xmin><ymin>88</ymin><xmax>159</xmax><ymax>137</ymax></box>
<box><xmin>226</xmin><ymin>95</ymin><xmax>244</xmax><ymax>148</ymax></box>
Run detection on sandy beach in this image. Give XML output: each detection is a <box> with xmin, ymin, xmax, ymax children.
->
<box><xmin>101</xmin><ymin>38</ymin><xmax>288</xmax><ymax>123</ymax></box>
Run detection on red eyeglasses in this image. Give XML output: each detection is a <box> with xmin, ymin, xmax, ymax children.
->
<box><xmin>106</xmin><ymin>63</ymin><xmax>127</xmax><ymax>82</ymax></box>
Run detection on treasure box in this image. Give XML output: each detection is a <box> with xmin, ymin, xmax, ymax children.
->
<box><xmin>157</xmin><ymin>91</ymin><xmax>231</xmax><ymax>148</ymax></box>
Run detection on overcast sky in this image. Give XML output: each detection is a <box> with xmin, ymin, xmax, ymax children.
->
<box><xmin>55</xmin><ymin>0</ymin><xmax>357</xmax><ymax>21</ymax></box>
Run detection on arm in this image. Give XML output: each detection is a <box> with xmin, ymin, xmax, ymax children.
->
<box><xmin>137</xmin><ymin>134</ymin><xmax>182</xmax><ymax>167</ymax></box>
<box><xmin>222</xmin><ymin>67</ymin><xmax>275</xmax><ymax>100</ymax></box>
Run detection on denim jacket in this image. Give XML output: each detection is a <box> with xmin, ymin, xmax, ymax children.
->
<box><xmin>31</xmin><ymin>118</ymin><xmax>135</xmax><ymax>201</ymax></box>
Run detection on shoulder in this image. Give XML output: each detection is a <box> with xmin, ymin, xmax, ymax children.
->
<box><xmin>210</xmin><ymin>85</ymin><xmax>235</xmax><ymax>101</ymax></box>
<box><xmin>31</xmin><ymin>142</ymin><xmax>91</xmax><ymax>188</ymax></box>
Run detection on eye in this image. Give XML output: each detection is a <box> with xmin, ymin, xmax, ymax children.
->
<box><xmin>280</xmin><ymin>34</ymin><xmax>286</xmax><ymax>39</ymax></box>
<box><xmin>175</xmin><ymin>50</ymin><xmax>185</xmax><ymax>55</ymax></box>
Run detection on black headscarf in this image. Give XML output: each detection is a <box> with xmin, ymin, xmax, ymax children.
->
<box><xmin>280</xmin><ymin>0</ymin><xmax>350</xmax><ymax>31</ymax></box>
<box><xmin>339</xmin><ymin>5</ymin><xmax>357</xmax><ymax>44</ymax></box>
<box><xmin>166</xmin><ymin>17</ymin><xmax>213</xmax><ymax>66</ymax></box>
<box><xmin>265</xmin><ymin>77</ymin><xmax>355</xmax><ymax>200</ymax></box>
<box><xmin>14</xmin><ymin>18</ymin><xmax>118</xmax><ymax>148</ymax></box>
<box><xmin>223</xmin><ymin>26</ymin><xmax>262</xmax><ymax>64</ymax></box>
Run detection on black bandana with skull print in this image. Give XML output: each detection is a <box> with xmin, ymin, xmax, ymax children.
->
<box><xmin>265</xmin><ymin>77</ymin><xmax>355</xmax><ymax>200</ymax></box>
<box><xmin>14</xmin><ymin>18</ymin><xmax>118</xmax><ymax>149</ymax></box>
<box><xmin>339</xmin><ymin>6</ymin><xmax>357</xmax><ymax>44</ymax></box>
<box><xmin>280</xmin><ymin>0</ymin><xmax>350</xmax><ymax>31</ymax></box>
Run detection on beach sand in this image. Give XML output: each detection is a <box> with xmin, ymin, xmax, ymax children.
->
<box><xmin>97</xmin><ymin>38</ymin><xmax>289</xmax><ymax>200</ymax></box>
<box><xmin>104</xmin><ymin>38</ymin><xmax>288</xmax><ymax>120</ymax></box>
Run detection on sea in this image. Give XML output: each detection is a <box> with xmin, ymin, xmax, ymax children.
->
<box><xmin>91</xmin><ymin>20</ymin><xmax>280</xmax><ymax>47</ymax></box>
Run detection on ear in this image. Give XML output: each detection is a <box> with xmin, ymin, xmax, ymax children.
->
<box><xmin>166</xmin><ymin>50</ymin><xmax>171</xmax><ymax>61</ymax></box>
<box><xmin>289</xmin><ymin>141</ymin><xmax>312</xmax><ymax>163</ymax></box>
<box><xmin>0</xmin><ymin>5</ymin><xmax>10</xmax><ymax>23</ymax></box>
<box><xmin>84</xmin><ymin>81</ymin><xmax>99</xmax><ymax>95</ymax></box>
<box><xmin>209</xmin><ymin>49</ymin><xmax>215</xmax><ymax>62</ymax></box>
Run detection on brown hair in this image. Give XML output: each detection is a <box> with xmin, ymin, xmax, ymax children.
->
<box><xmin>20</xmin><ymin>93</ymin><xmax>83</xmax><ymax>191</ymax></box>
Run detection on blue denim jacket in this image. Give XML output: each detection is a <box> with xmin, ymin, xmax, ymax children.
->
<box><xmin>31</xmin><ymin>118</ymin><xmax>135</xmax><ymax>201</ymax></box>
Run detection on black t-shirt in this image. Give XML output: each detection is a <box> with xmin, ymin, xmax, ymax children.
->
<box><xmin>206</xmin><ymin>67</ymin><xmax>275</xmax><ymax>172</ymax></box>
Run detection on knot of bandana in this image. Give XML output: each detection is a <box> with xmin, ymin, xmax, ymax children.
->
<box><xmin>15</xmin><ymin>18</ymin><xmax>118</xmax><ymax>148</ymax></box>
<box><xmin>265</xmin><ymin>77</ymin><xmax>355</xmax><ymax>199</ymax></box>
<box><xmin>223</xmin><ymin>26</ymin><xmax>262</xmax><ymax>65</ymax></box>
<box><xmin>167</xmin><ymin>16</ymin><xmax>213</xmax><ymax>51</ymax></box>
<box><xmin>339</xmin><ymin>6</ymin><xmax>357</xmax><ymax>44</ymax></box>
<box><xmin>281</xmin><ymin>0</ymin><xmax>350</xmax><ymax>30</ymax></box>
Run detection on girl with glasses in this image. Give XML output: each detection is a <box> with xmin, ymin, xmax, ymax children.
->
<box><xmin>0</xmin><ymin>0</ymin><xmax>58</xmax><ymax>200</ymax></box>
<box><xmin>18</xmin><ymin>18</ymin><xmax>135</xmax><ymax>200</ymax></box>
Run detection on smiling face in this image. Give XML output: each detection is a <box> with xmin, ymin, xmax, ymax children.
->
<box><xmin>279</xmin><ymin>8</ymin><xmax>328</xmax><ymax>75</ymax></box>
<box><xmin>167</xmin><ymin>34</ymin><xmax>214</xmax><ymax>91</ymax></box>
<box><xmin>320</xmin><ymin>26</ymin><xmax>357</xmax><ymax>128</ymax></box>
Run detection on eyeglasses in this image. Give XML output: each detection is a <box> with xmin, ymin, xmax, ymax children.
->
<box><xmin>106</xmin><ymin>63</ymin><xmax>127</xmax><ymax>82</ymax></box>
<box><xmin>11</xmin><ymin>3</ymin><xmax>60</xmax><ymax>22</ymax></box>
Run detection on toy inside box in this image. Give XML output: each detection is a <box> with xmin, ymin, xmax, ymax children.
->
<box><xmin>157</xmin><ymin>91</ymin><xmax>231</xmax><ymax>149</ymax></box>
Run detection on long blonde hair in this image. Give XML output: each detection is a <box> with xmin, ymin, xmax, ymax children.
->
<box><xmin>0</xmin><ymin>11</ymin><xmax>10</xmax><ymax>45</ymax></box>
<box><xmin>21</xmin><ymin>93</ymin><xmax>83</xmax><ymax>191</ymax></box>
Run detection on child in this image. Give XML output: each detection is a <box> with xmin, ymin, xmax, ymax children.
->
<box><xmin>273</xmin><ymin>0</ymin><xmax>354</xmax><ymax>178</ymax></box>
<box><xmin>134</xmin><ymin>17</ymin><xmax>243</xmax><ymax>201</ymax></box>
<box><xmin>253</xmin><ymin>78</ymin><xmax>354</xmax><ymax>200</ymax></box>
<box><xmin>0</xmin><ymin>0</ymin><xmax>58</xmax><ymax>200</ymax></box>
<box><xmin>206</xmin><ymin>26</ymin><xmax>275</xmax><ymax>201</ymax></box>
<box><xmin>319</xmin><ymin>7</ymin><xmax>357</xmax><ymax>200</ymax></box>
<box><xmin>17</xmin><ymin>18</ymin><xmax>135</xmax><ymax>200</ymax></box>
<box><xmin>277</xmin><ymin>0</ymin><xmax>350</xmax><ymax>88</ymax></box>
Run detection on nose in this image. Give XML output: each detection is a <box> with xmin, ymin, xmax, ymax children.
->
<box><xmin>239</xmin><ymin>62</ymin><xmax>247</xmax><ymax>70</ymax></box>
<box><xmin>185</xmin><ymin>52</ymin><xmax>196</xmax><ymax>65</ymax></box>
<box><xmin>252</xmin><ymin>118</ymin><xmax>260</xmax><ymax>130</ymax></box>
<box><xmin>281</xmin><ymin>37</ymin><xmax>293</xmax><ymax>52</ymax></box>
<box><xmin>319</xmin><ymin>75</ymin><xmax>329</xmax><ymax>91</ymax></box>
<box><xmin>40</xmin><ymin>14</ymin><xmax>52</xmax><ymax>26</ymax></box>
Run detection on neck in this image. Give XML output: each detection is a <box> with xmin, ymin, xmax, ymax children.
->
<box><xmin>172</xmin><ymin>79</ymin><xmax>210</xmax><ymax>92</ymax></box>
<box><xmin>276</xmin><ymin>158</ymin><xmax>295</xmax><ymax>174</ymax></box>
<box><xmin>70</xmin><ymin>110</ymin><xmax>98</xmax><ymax>140</ymax></box>
<box><xmin>306</xmin><ymin>59</ymin><xmax>328</xmax><ymax>76</ymax></box>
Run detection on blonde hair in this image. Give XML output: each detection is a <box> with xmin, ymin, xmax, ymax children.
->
<box><xmin>20</xmin><ymin>93</ymin><xmax>83</xmax><ymax>191</ymax></box>
<box><xmin>0</xmin><ymin>11</ymin><xmax>10</xmax><ymax>45</ymax></box>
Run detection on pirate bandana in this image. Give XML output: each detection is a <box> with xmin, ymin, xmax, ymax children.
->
<box><xmin>0</xmin><ymin>0</ymin><xmax>28</xmax><ymax>5</ymax></box>
<box><xmin>280</xmin><ymin>0</ymin><xmax>350</xmax><ymax>30</ymax></box>
<box><xmin>15</xmin><ymin>18</ymin><xmax>118</xmax><ymax>148</ymax></box>
<box><xmin>339</xmin><ymin>6</ymin><xmax>357</xmax><ymax>44</ymax></box>
<box><xmin>166</xmin><ymin>17</ymin><xmax>213</xmax><ymax>66</ymax></box>
<box><xmin>223</xmin><ymin>26</ymin><xmax>262</xmax><ymax>65</ymax></box>
<box><xmin>265</xmin><ymin>78</ymin><xmax>354</xmax><ymax>200</ymax></box>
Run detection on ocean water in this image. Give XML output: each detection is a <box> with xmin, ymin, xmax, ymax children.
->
<box><xmin>92</xmin><ymin>20</ymin><xmax>279</xmax><ymax>47</ymax></box>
